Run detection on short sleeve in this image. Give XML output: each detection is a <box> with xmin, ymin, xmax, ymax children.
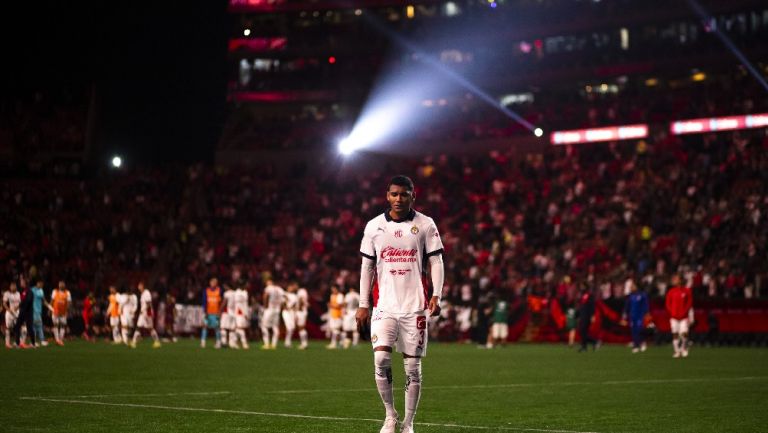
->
<box><xmin>425</xmin><ymin>218</ymin><xmax>444</xmax><ymax>256</ymax></box>
<box><xmin>360</xmin><ymin>220</ymin><xmax>377</xmax><ymax>261</ymax></box>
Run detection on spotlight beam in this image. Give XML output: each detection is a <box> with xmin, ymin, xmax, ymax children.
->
<box><xmin>363</xmin><ymin>14</ymin><xmax>537</xmax><ymax>132</ymax></box>
<box><xmin>686</xmin><ymin>0</ymin><xmax>768</xmax><ymax>93</ymax></box>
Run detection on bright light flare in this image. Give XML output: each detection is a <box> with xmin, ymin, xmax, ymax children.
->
<box><xmin>111</xmin><ymin>156</ymin><xmax>122</xmax><ymax>168</ymax></box>
<box><xmin>534</xmin><ymin>127</ymin><xmax>544</xmax><ymax>137</ymax></box>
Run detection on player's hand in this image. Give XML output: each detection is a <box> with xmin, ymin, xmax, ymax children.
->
<box><xmin>355</xmin><ymin>307</ymin><xmax>370</xmax><ymax>331</ymax></box>
<box><xmin>428</xmin><ymin>296</ymin><xmax>441</xmax><ymax>317</ymax></box>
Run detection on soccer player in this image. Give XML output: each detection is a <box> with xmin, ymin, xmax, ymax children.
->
<box><xmin>119</xmin><ymin>287</ymin><xmax>138</xmax><ymax>345</ymax></box>
<box><xmin>132</xmin><ymin>282</ymin><xmax>161</xmax><ymax>348</ymax></box>
<box><xmin>296</xmin><ymin>285</ymin><xmax>309</xmax><ymax>349</ymax></box>
<box><xmin>164</xmin><ymin>293</ymin><xmax>178</xmax><ymax>343</ymax></box>
<box><xmin>622</xmin><ymin>280</ymin><xmax>649</xmax><ymax>353</ymax></box>
<box><xmin>233</xmin><ymin>286</ymin><xmax>250</xmax><ymax>349</ymax></box>
<box><xmin>326</xmin><ymin>285</ymin><xmax>344</xmax><ymax>349</ymax></box>
<box><xmin>261</xmin><ymin>279</ymin><xmax>284</xmax><ymax>349</ymax></box>
<box><xmin>106</xmin><ymin>286</ymin><xmax>122</xmax><ymax>343</ymax></box>
<box><xmin>356</xmin><ymin>175</ymin><xmax>445</xmax><ymax>433</ymax></box>
<box><xmin>221</xmin><ymin>284</ymin><xmax>237</xmax><ymax>348</ymax></box>
<box><xmin>51</xmin><ymin>281</ymin><xmax>71</xmax><ymax>346</ymax></box>
<box><xmin>201</xmin><ymin>277</ymin><xmax>223</xmax><ymax>349</ymax></box>
<box><xmin>3</xmin><ymin>282</ymin><xmax>21</xmax><ymax>348</ymax></box>
<box><xmin>577</xmin><ymin>284</ymin><xmax>598</xmax><ymax>352</ymax></box>
<box><xmin>30</xmin><ymin>280</ymin><xmax>49</xmax><ymax>346</ymax></box>
<box><xmin>281</xmin><ymin>283</ymin><xmax>299</xmax><ymax>348</ymax></box>
<box><xmin>342</xmin><ymin>286</ymin><xmax>360</xmax><ymax>349</ymax></box>
<box><xmin>666</xmin><ymin>274</ymin><xmax>693</xmax><ymax>358</ymax></box>
<box><xmin>488</xmin><ymin>295</ymin><xmax>509</xmax><ymax>349</ymax></box>
<box><xmin>82</xmin><ymin>291</ymin><xmax>95</xmax><ymax>341</ymax></box>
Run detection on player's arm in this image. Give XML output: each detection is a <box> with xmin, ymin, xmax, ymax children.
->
<box><xmin>262</xmin><ymin>290</ymin><xmax>268</xmax><ymax>308</ymax></box>
<box><xmin>427</xmin><ymin>252</ymin><xmax>444</xmax><ymax>317</ymax></box>
<box><xmin>356</xmin><ymin>254</ymin><xmax>376</xmax><ymax>328</ymax></box>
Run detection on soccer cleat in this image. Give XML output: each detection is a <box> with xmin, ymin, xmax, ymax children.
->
<box><xmin>298</xmin><ymin>344</ymin><xmax>307</xmax><ymax>350</ymax></box>
<box><xmin>673</xmin><ymin>352</ymin><xmax>681</xmax><ymax>358</ymax></box>
<box><xmin>631</xmin><ymin>348</ymin><xmax>639</xmax><ymax>354</ymax></box>
<box><xmin>326</xmin><ymin>343</ymin><xmax>337</xmax><ymax>350</ymax></box>
<box><xmin>56</xmin><ymin>340</ymin><xmax>65</xmax><ymax>346</ymax></box>
<box><xmin>200</xmin><ymin>340</ymin><xmax>206</xmax><ymax>348</ymax></box>
<box><xmin>130</xmin><ymin>341</ymin><xmax>137</xmax><ymax>349</ymax></box>
<box><xmin>379</xmin><ymin>415</ymin><xmax>399</xmax><ymax>433</ymax></box>
<box><xmin>261</xmin><ymin>344</ymin><xmax>270</xmax><ymax>350</ymax></box>
<box><xmin>640</xmin><ymin>343</ymin><xmax>647</xmax><ymax>352</ymax></box>
<box><xmin>5</xmin><ymin>343</ymin><xmax>12</xmax><ymax>349</ymax></box>
<box><xmin>152</xmin><ymin>341</ymin><xmax>162</xmax><ymax>349</ymax></box>
<box><xmin>682</xmin><ymin>349</ymin><xmax>689</xmax><ymax>358</ymax></box>
<box><xmin>214</xmin><ymin>341</ymin><xmax>221</xmax><ymax>349</ymax></box>
<box><xmin>400</xmin><ymin>424</ymin><xmax>415</xmax><ymax>433</ymax></box>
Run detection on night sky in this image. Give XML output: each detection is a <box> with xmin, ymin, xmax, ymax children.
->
<box><xmin>3</xmin><ymin>1</ymin><xmax>231</xmax><ymax>163</ymax></box>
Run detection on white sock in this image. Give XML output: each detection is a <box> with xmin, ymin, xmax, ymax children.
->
<box><xmin>299</xmin><ymin>329</ymin><xmax>308</xmax><ymax>346</ymax></box>
<box><xmin>374</xmin><ymin>351</ymin><xmax>397</xmax><ymax>418</ymax></box>
<box><xmin>285</xmin><ymin>328</ymin><xmax>293</xmax><ymax>346</ymax></box>
<box><xmin>151</xmin><ymin>329</ymin><xmax>159</xmax><ymax>342</ymax></box>
<box><xmin>237</xmin><ymin>329</ymin><xmax>248</xmax><ymax>347</ymax></box>
<box><xmin>261</xmin><ymin>327</ymin><xmax>270</xmax><ymax>346</ymax></box>
<box><xmin>4</xmin><ymin>329</ymin><xmax>9</xmax><ymax>346</ymax></box>
<box><xmin>113</xmin><ymin>326</ymin><xmax>121</xmax><ymax>342</ymax></box>
<box><xmin>271</xmin><ymin>326</ymin><xmax>279</xmax><ymax>347</ymax></box>
<box><xmin>121</xmin><ymin>328</ymin><xmax>129</xmax><ymax>344</ymax></box>
<box><xmin>229</xmin><ymin>331</ymin><xmax>237</xmax><ymax>348</ymax></box>
<box><xmin>132</xmin><ymin>330</ymin><xmax>140</xmax><ymax>344</ymax></box>
<box><xmin>331</xmin><ymin>330</ymin><xmax>339</xmax><ymax>346</ymax></box>
<box><xmin>221</xmin><ymin>330</ymin><xmax>228</xmax><ymax>346</ymax></box>
<box><xmin>353</xmin><ymin>331</ymin><xmax>360</xmax><ymax>346</ymax></box>
<box><xmin>402</xmin><ymin>357</ymin><xmax>422</xmax><ymax>427</ymax></box>
<box><xmin>59</xmin><ymin>326</ymin><xmax>65</xmax><ymax>340</ymax></box>
<box><xmin>673</xmin><ymin>338</ymin><xmax>680</xmax><ymax>354</ymax></box>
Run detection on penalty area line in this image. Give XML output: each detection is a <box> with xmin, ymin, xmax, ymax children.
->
<box><xmin>21</xmin><ymin>391</ymin><xmax>232</xmax><ymax>399</ymax></box>
<box><xmin>20</xmin><ymin>397</ymin><xmax>599</xmax><ymax>433</ymax></box>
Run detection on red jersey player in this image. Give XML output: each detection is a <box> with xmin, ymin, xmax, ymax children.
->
<box><xmin>665</xmin><ymin>274</ymin><xmax>693</xmax><ymax>358</ymax></box>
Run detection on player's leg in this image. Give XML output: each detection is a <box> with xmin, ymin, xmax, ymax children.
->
<box><xmin>680</xmin><ymin>319</ymin><xmax>689</xmax><ymax>357</ymax></box>
<box><xmin>4</xmin><ymin>314</ymin><xmax>13</xmax><ymax>348</ymax></box>
<box><xmin>297</xmin><ymin>312</ymin><xmax>308</xmax><ymax>349</ymax></box>
<box><xmin>213</xmin><ymin>316</ymin><xmax>222</xmax><ymax>348</ymax></box>
<box><xmin>397</xmin><ymin>312</ymin><xmax>428</xmax><ymax>432</ymax></box>
<box><xmin>270</xmin><ymin>322</ymin><xmax>279</xmax><ymax>349</ymax></box>
<box><xmin>371</xmin><ymin>310</ymin><xmax>399</xmax><ymax>431</ymax></box>
<box><xmin>282</xmin><ymin>312</ymin><xmax>294</xmax><ymax>347</ymax></box>
<box><xmin>670</xmin><ymin>319</ymin><xmax>681</xmax><ymax>357</ymax></box>
<box><xmin>201</xmin><ymin>317</ymin><xmax>209</xmax><ymax>348</ymax></box>
<box><xmin>111</xmin><ymin>317</ymin><xmax>121</xmax><ymax>343</ymax></box>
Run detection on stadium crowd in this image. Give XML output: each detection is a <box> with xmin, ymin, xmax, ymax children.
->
<box><xmin>2</xmin><ymin>120</ymin><xmax>768</xmax><ymax>346</ymax></box>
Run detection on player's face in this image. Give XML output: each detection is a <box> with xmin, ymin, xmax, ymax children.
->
<box><xmin>210</xmin><ymin>278</ymin><xmax>218</xmax><ymax>287</ymax></box>
<box><xmin>109</xmin><ymin>286</ymin><xmax>116</xmax><ymax>294</ymax></box>
<box><xmin>387</xmin><ymin>185</ymin><xmax>414</xmax><ymax>216</ymax></box>
<box><xmin>671</xmin><ymin>275</ymin><xmax>680</xmax><ymax>286</ymax></box>
<box><xmin>58</xmin><ymin>281</ymin><xmax>65</xmax><ymax>290</ymax></box>
<box><xmin>10</xmin><ymin>282</ymin><xmax>17</xmax><ymax>292</ymax></box>
<box><xmin>138</xmin><ymin>283</ymin><xmax>145</xmax><ymax>292</ymax></box>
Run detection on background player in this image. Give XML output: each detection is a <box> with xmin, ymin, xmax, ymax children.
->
<box><xmin>326</xmin><ymin>284</ymin><xmax>344</xmax><ymax>349</ymax></box>
<box><xmin>281</xmin><ymin>283</ymin><xmax>298</xmax><ymax>348</ymax></box>
<box><xmin>221</xmin><ymin>284</ymin><xmax>237</xmax><ymax>348</ymax></box>
<box><xmin>3</xmin><ymin>282</ymin><xmax>21</xmax><ymax>348</ymax></box>
<box><xmin>51</xmin><ymin>281</ymin><xmax>71</xmax><ymax>346</ymax></box>
<box><xmin>666</xmin><ymin>274</ymin><xmax>693</xmax><ymax>358</ymax></box>
<box><xmin>132</xmin><ymin>282</ymin><xmax>161</xmax><ymax>348</ymax></box>
<box><xmin>201</xmin><ymin>277</ymin><xmax>223</xmax><ymax>349</ymax></box>
<box><xmin>622</xmin><ymin>280</ymin><xmax>649</xmax><ymax>353</ymax></box>
<box><xmin>296</xmin><ymin>285</ymin><xmax>309</xmax><ymax>349</ymax></box>
<box><xmin>232</xmin><ymin>285</ymin><xmax>250</xmax><ymax>349</ymax></box>
<box><xmin>106</xmin><ymin>286</ymin><xmax>122</xmax><ymax>343</ymax></box>
<box><xmin>261</xmin><ymin>279</ymin><xmax>284</xmax><ymax>349</ymax></box>
<box><xmin>119</xmin><ymin>286</ymin><xmax>138</xmax><ymax>346</ymax></box>
<box><xmin>342</xmin><ymin>286</ymin><xmax>360</xmax><ymax>349</ymax></box>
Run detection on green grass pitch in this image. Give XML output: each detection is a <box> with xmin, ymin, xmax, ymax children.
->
<box><xmin>1</xmin><ymin>340</ymin><xmax>766</xmax><ymax>432</ymax></box>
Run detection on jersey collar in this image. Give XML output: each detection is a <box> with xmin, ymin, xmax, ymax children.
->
<box><xmin>384</xmin><ymin>208</ymin><xmax>416</xmax><ymax>222</ymax></box>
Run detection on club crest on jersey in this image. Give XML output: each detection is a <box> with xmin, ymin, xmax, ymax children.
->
<box><xmin>395</xmin><ymin>230</ymin><xmax>403</xmax><ymax>238</ymax></box>
<box><xmin>371</xmin><ymin>334</ymin><xmax>378</xmax><ymax>343</ymax></box>
<box><xmin>411</xmin><ymin>226</ymin><xmax>419</xmax><ymax>235</ymax></box>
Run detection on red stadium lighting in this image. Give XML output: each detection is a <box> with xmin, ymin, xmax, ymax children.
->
<box><xmin>328</xmin><ymin>56</ymin><xmax>336</xmax><ymax>64</ymax></box>
<box><xmin>670</xmin><ymin>113</ymin><xmax>768</xmax><ymax>135</ymax></box>
<box><xmin>551</xmin><ymin>124</ymin><xmax>648</xmax><ymax>145</ymax></box>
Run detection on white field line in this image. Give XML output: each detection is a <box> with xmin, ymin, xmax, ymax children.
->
<box><xmin>20</xmin><ymin>396</ymin><xmax>599</xmax><ymax>433</ymax></box>
<box><xmin>23</xmin><ymin>391</ymin><xmax>232</xmax><ymax>399</ymax></box>
<box><xmin>267</xmin><ymin>375</ymin><xmax>768</xmax><ymax>394</ymax></box>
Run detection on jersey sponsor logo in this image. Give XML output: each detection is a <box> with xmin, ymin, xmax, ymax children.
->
<box><xmin>395</xmin><ymin>229</ymin><xmax>403</xmax><ymax>238</ymax></box>
<box><xmin>389</xmin><ymin>269</ymin><xmax>412</xmax><ymax>276</ymax></box>
<box><xmin>411</xmin><ymin>226</ymin><xmax>419</xmax><ymax>234</ymax></box>
<box><xmin>381</xmin><ymin>246</ymin><xmax>417</xmax><ymax>263</ymax></box>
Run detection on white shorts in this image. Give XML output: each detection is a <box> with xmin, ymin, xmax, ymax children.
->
<box><xmin>53</xmin><ymin>315</ymin><xmax>67</xmax><ymax>326</ymax></box>
<box><xmin>137</xmin><ymin>313</ymin><xmax>154</xmax><ymax>329</ymax></box>
<box><xmin>5</xmin><ymin>311</ymin><xmax>18</xmax><ymax>329</ymax></box>
<box><xmin>282</xmin><ymin>311</ymin><xmax>296</xmax><ymax>330</ymax></box>
<box><xmin>221</xmin><ymin>313</ymin><xmax>235</xmax><ymax>331</ymax></box>
<box><xmin>235</xmin><ymin>314</ymin><xmax>249</xmax><ymax>329</ymax></box>
<box><xmin>329</xmin><ymin>317</ymin><xmax>342</xmax><ymax>332</ymax></box>
<box><xmin>262</xmin><ymin>308</ymin><xmax>280</xmax><ymax>328</ymax></box>
<box><xmin>296</xmin><ymin>310</ymin><xmax>307</xmax><ymax>328</ymax></box>
<box><xmin>343</xmin><ymin>312</ymin><xmax>357</xmax><ymax>332</ymax></box>
<box><xmin>370</xmin><ymin>308</ymin><xmax>429</xmax><ymax>357</ymax></box>
<box><xmin>491</xmin><ymin>323</ymin><xmax>509</xmax><ymax>340</ymax></box>
<box><xmin>109</xmin><ymin>316</ymin><xmax>120</xmax><ymax>328</ymax></box>
<box><xmin>121</xmin><ymin>314</ymin><xmax>135</xmax><ymax>328</ymax></box>
<box><xmin>670</xmin><ymin>318</ymin><xmax>689</xmax><ymax>334</ymax></box>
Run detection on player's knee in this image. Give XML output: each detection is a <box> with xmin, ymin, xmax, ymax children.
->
<box><xmin>404</xmin><ymin>357</ymin><xmax>422</xmax><ymax>385</ymax></box>
<box><xmin>374</xmin><ymin>350</ymin><xmax>393</xmax><ymax>383</ymax></box>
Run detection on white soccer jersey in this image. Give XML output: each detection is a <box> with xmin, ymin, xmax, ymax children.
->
<box><xmin>139</xmin><ymin>290</ymin><xmax>152</xmax><ymax>314</ymax></box>
<box><xmin>224</xmin><ymin>289</ymin><xmax>237</xmax><ymax>314</ymax></box>
<box><xmin>296</xmin><ymin>288</ymin><xmax>308</xmax><ymax>312</ymax></box>
<box><xmin>284</xmin><ymin>292</ymin><xmax>298</xmax><ymax>311</ymax></box>
<box><xmin>264</xmin><ymin>285</ymin><xmax>284</xmax><ymax>309</ymax></box>
<box><xmin>3</xmin><ymin>290</ymin><xmax>21</xmax><ymax>313</ymax></box>
<box><xmin>344</xmin><ymin>291</ymin><xmax>360</xmax><ymax>312</ymax></box>
<box><xmin>360</xmin><ymin>209</ymin><xmax>443</xmax><ymax>314</ymax></box>
<box><xmin>122</xmin><ymin>293</ymin><xmax>138</xmax><ymax>316</ymax></box>
<box><xmin>234</xmin><ymin>289</ymin><xmax>249</xmax><ymax>315</ymax></box>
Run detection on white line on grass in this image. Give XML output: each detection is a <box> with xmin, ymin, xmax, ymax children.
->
<box><xmin>20</xmin><ymin>396</ymin><xmax>599</xmax><ymax>433</ymax></box>
<box><xmin>23</xmin><ymin>391</ymin><xmax>232</xmax><ymax>399</ymax></box>
<box><xmin>268</xmin><ymin>375</ymin><xmax>768</xmax><ymax>394</ymax></box>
